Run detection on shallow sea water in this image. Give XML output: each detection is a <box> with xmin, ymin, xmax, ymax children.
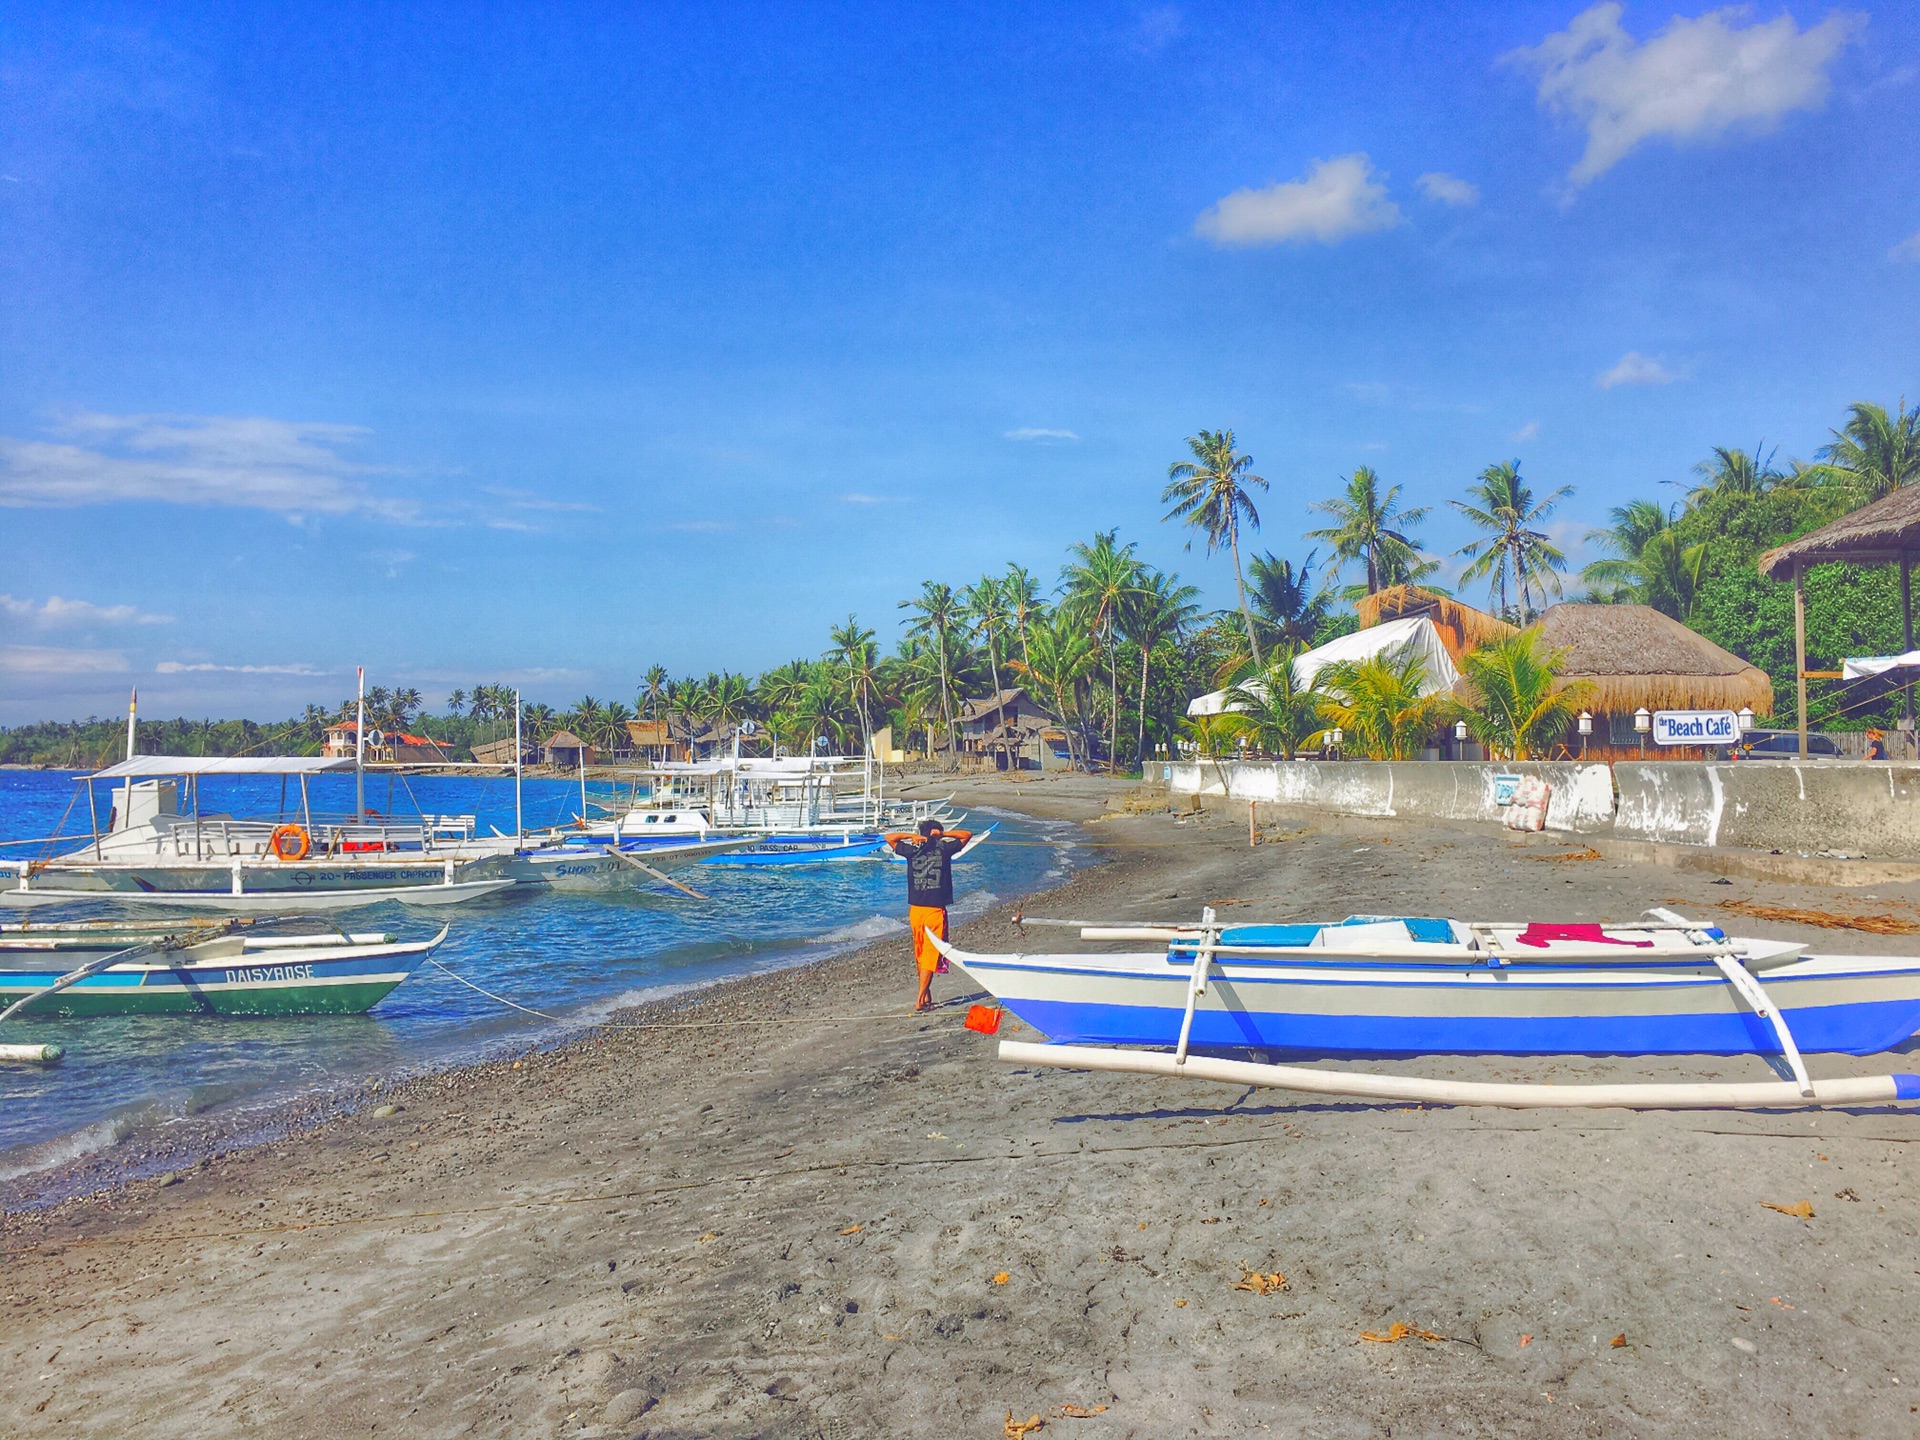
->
<box><xmin>0</xmin><ymin>768</ymin><xmax>1085</xmax><ymax>1185</ymax></box>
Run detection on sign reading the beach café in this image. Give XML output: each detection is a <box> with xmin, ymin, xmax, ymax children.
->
<box><xmin>1651</xmin><ymin>710</ymin><xmax>1740</xmax><ymax>746</ymax></box>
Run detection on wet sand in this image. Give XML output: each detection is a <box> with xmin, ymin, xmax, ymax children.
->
<box><xmin>5</xmin><ymin>774</ymin><xmax>1920</xmax><ymax>1438</ymax></box>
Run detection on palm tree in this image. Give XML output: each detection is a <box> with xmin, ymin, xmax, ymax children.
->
<box><xmin>1224</xmin><ymin>647</ymin><xmax>1326</xmax><ymax>761</ymax></box>
<box><xmin>1163</xmin><ymin>430</ymin><xmax>1268</xmax><ymax>665</ymax></box>
<box><xmin>1061</xmin><ymin>530</ymin><xmax>1147</xmax><ymax>768</ymax></box>
<box><xmin>1003</xmin><ymin>564</ymin><xmax>1045</xmax><ymax>675</ymax></box>
<box><xmin>1818</xmin><ymin>399</ymin><xmax>1920</xmax><ymax>502</ymax></box>
<box><xmin>446</xmin><ymin>688</ymin><xmax>467</xmax><ymax>715</ymax></box>
<box><xmin>1307</xmin><ymin>467</ymin><xmax>1430</xmax><ymax>600</ymax></box>
<box><xmin>1458</xmin><ymin>633</ymin><xmax>1593</xmax><ymax>761</ymax></box>
<box><xmin>1579</xmin><ymin>501</ymin><xmax>1706</xmax><ymax>619</ymax></box>
<box><xmin>1636</xmin><ymin>530</ymin><xmax>1710</xmax><ymax>621</ymax></box>
<box><xmin>1317</xmin><ymin>651</ymin><xmax>1453</xmax><ymax>760</ymax></box>
<box><xmin>1117</xmin><ymin>569</ymin><xmax>1201</xmax><ymax>764</ymax></box>
<box><xmin>1688</xmin><ymin>444</ymin><xmax>1781</xmax><ymax>503</ymax></box>
<box><xmin>961</xmin><ymin>577</ymin><xmax>1012</xmax><ymax>704</ymax></box>
<box><xmin>567</xmin><ymin>696</ymin><xmax>606</xmax><ymax>745</ymax></box>
<box><xmin>1581</xmin><ymin>499</ymin><xmax>1675</xmax><ymax>599</ymax></box>
<box><xmin>900</xmin><ymin>581</ymin><xmax>964</xmax><ymax>760</ymax></box>
<box><xmin>1015</xmin><ymin>612</ymin><xmax>1097</xmax><ymax>769</ymax></box>
<box><xmin>637</xmin><ymin>665</ymin><xmax>669</xmax><ymax>719</ymax></box>
<box><xmin>1450</xmin><ymin>460</ymin><xmax>1571</xmax><ymax>624</ymax></box>
<box><xmin>827</xmin><ymin>617</ymin><xmax>881</xmax><ymax>748</ymax></box>
<box><xmin>1245</xmin><ymin>550</ymin><xmax>1330</xmax><ymax>653</ymax></box>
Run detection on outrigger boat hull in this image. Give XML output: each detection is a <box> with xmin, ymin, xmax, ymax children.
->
<box><xmin>1</xmin><ymin>873</ymin><xmax>514</xmax><ymax>911</ymax></box>
<box><xmin>939</xmin><ymin>918</ymin><xmax>1920</xmax><ymax>1059</ymax></box>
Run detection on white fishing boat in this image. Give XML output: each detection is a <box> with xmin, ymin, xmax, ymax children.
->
<box><xmin>935</xmin><ymin>908</ymin><xmax>1920</xmax><ymax>1110</ymax></box>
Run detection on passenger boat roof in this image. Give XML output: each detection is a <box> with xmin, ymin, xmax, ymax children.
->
<box><xmin>89</xmin><ymin>755</ymin><xmax>356</xmax><ymax>779</ymax></box>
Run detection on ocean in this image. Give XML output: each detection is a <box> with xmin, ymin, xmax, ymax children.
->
<box><xmin>0</xmin><ymin>767</ymin><xmax>1086</xmax><ymax>1196</ymax></box>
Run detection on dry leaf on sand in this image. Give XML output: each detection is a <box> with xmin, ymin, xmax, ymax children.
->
<box><xmin>1056</xmin><ymin>1404</ymin><xmax>1109</xmax><ymax>1419</ymax></box>
<box><xmin>1518</xmin><ymin>1334</ymin><xmax>1533</xmax><ymax>1347</ymax></box>
<box><xmin>1761</xmin><ymin>1200</ymin><xmax>1814</xmax><ymax>1220</ymax></box>
<box><xmin>1005</xmin><ymin>1411</ymin><xmax>1045</xmax><ymax>1438</ymax></box>
<box><xmin>1610</xmin><ymin>1334</ymin><xmax>1627</xmax><ymax>1348</ymax></box>
<box><xmin>1360</xmin><ymin>1321</ymin><xmax>1444</xmax><ymax>1344</ymax></box>
<box><xmin>1232</xmin><ymin>1271</ymin><xmax>1289</xmax><ymax>1295</ymax></box>
<box><xmin>992</xmin><ymin>1272</ymin><xmax>1010</xmax><ymax>1285</ymax></box>
<box><xmin>839</xmin><ymin>1224</ymin><xmax>864</xmax><ymax>1235</ymax></box>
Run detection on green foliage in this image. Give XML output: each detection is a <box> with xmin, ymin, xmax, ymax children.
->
<box><xmin>1458</xmin><ymin>633</ymin><xmax>1592</xmax><ymax>761</ymax></box>
<box><xmin>1224</xmin><ymin>647</ymin><xmax>1326</xmax><ymax>760</ymax></box>
<box><xmin>1316</xmin><ymin>651</ymin><xmax>1453</xmax><ymax>760</ymax></box>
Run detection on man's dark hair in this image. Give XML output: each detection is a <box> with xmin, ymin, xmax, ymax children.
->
<box><xmin>918</xmin><ymin>818</ymin><xmax>940</xmax><ymax>837</ymax></box>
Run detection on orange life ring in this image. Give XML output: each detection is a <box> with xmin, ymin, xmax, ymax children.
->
<box><xmin>268</xmin><ymin>824</ymin><xmax>311</xmax><ymax>862</ymax></box>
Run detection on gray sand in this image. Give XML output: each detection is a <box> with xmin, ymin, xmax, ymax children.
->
<box><xmin>5</xmin><ymin>774</ymin><xmax>1919</xmax><ymax>1438</ymax></box>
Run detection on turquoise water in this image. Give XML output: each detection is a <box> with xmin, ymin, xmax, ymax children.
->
<box><xmin>0</xmin><ymin>768</ymin><xmax>1084</xmax><ymax>1189</ymax></box>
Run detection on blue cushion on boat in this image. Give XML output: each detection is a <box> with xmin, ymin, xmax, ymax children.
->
<box><xmin>1340</xmin><ymin>915</ymin><xmax>1456</xmax><ymax>944</ymax></box>
<box><xmin>1218</xmin><ymin>924</ymin><xmax>1322</xmax><ymax>948</ymax></box>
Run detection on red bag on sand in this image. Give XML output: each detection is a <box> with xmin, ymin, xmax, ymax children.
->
<box><xmin>964</xmin><ymin>1005</ymin><xmax>1004</xmax><ymax>1035</ymax></box>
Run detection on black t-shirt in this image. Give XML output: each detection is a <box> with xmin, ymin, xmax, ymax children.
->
<box><xmin>888</xmin><ymin>832</ymin><xmax>969</xmax><ymax>907</ymax></box>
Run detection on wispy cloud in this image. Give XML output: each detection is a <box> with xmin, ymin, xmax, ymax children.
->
<box><xmin>1597</xmin><ymin>351</ymin><xmax>1679</xmax><ymax>389</ymax></box>
<box><xmin>1511</xmin><ymin>421</ymin><xmax>1541</xmax><ymax>442</ymax></box>
<box><xmin>483</xmin><ymin>484</ymin><xmax>599</xmax><ymax>513</ymax></box>
<box><xmin>1416</xmin><ymin>172</ymin><xmax>1480</xmax><ymax>207</ymax></box>
<box><xmin>838</xmin><ymin>492</ymin><xmax>895</xmax><ymax>505</ymax></box>
<box><xmin>1195</xmin><ymin>153</ymin><xmax>1402</xmax><ymax>247</ymax></box>
<box><xmin>1892</xmin><ymin>230</ymin><xmax>1920</xmax><ymax>263</ymax></box>
<box><xmin>0</xmin><ymin>413</ymin><xmax>416</xmax><ymax>519</ymax></box>
<box><xmin>0</xmin><ymin>645</ymin><xmax>129</xmax><ymax>675</ymax></box>
<box><xmin>0</xmin><ymin>594</ymin><xmax>173</xmax><ymax>627</ymax></box>
<box><xmin>1003</xmin><ymin>427</ymin><xmax>1080</xmax><ymax>443</ymax></box>
<box><xmin>155</xmin><ymin>660</ymin><xmax>328</xmax><ymax>675</ymax></box>
<box><xmin>664</xmin><ymin>520</ymin><xmax>736</xmax><ymax>533</ymax></box>
<box><xmin>369</xmin><ymin>549</ymin><xmax>416</xmax><ymax>577</ymax></box>
<box><xmin>1508</xmin><ymin>2</ymin><xmax>1862</xmax><ymax>188</ymax></box>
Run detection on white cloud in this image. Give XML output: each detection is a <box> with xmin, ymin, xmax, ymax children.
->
<box><xmin>483</xmin><ymin>485</ymin><xmax>598</xmax><ymax>513</ymax></box>
<box><xmin>1194</xmin><ymin>154</ymin><xmax>1403</xmax><ymax>247</ymax></box>
<box><xmin>664</xmin><ymin>520</ymin><xmax>736</xmax><ymax>533</ymax></box>
<box><xmin>1003</xmin><ymin>427</ymin><xmax>1080</xmax><ymax>442</ymax></box>
<box><xmin>1417</xmin><ymin>172</ymin><xmax>1480</xmax><ymax>206</ymax></box>
<box><xmin>1511</xmin><ymin>421</ymin><xmax>1542</xmax><ymax>442</ymax></box>
<box><xmin>0</xmin><ymin>645</ymin><xmax>129</xmax><ymax>675</ymax></box>
<box><xmin>838</xmin><ymin>493</ymin><xmax>895</xmax><ymax>505</ymax></box>
<box><xmin>1596</xmin><ymin>351</ymin><xmax>1679</xmax><ymax>388</ymax></box>
<box><xmin>1509</xmin><ymin>2</ymin><xmax>1862</xmax><ymax>187</ymax></box>
<box><xmin>1892</xmin><ymin>230</ymin><xmax>1920</xmax><ymax>263</ymax></box>
<box><xmin>0</xmin><ymin>594</ymin><xmax>172</xmax><ymax>627</ymax></box>
<box><xmin>0</xmin><ymin>413</ymin><xmax>416</xmax><ymax>519</ymax></box>
<box><xmin>155</xmin><ymin>661</ymin><xmax>328</xmax><ymax>675</ymax></box>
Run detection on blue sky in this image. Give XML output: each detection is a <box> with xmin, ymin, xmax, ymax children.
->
<box><xmin>2</xmin><ymin>2</ymin><xmax>1916</xmax><ymax>722</ymax></box>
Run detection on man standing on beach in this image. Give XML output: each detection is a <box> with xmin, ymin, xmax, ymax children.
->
<box><xmin>888</xmin><ymin>818</ymin><xmax>972</xmax><ymax>1012</ymax></box>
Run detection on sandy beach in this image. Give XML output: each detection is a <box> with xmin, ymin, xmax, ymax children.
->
<box><xmin>6</xmin><ymin>774</ymin><xmax>1920</xmax><ymax>1438</ymax></box>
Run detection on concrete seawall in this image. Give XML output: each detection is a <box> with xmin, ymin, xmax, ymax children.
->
<box><xmin>1169</xmin><ymin>759</ymin><xmax>1920</xmax><ymax>858</ymax></box>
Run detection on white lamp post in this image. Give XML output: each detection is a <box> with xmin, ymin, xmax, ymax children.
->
<box><xmin>1577</xmin><ymin>709</ymin><xmax>1592</xmax><ymax>759</ymax></box>
<box><xmin>1329</xmin><ymin>725</ymin><xmax>1344</xmax><ymax>760</ymax></box>
<box><xmin>1634</xmin><ymin>706</ymin><xmax>1651</xmax><ymax>759</ymax></box>
<box><xmin>1737</xmin><ymin>706</ymin><xmax>1753</xmax><ymax>734</ymax></box>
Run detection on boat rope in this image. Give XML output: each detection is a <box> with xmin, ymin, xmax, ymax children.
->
<box><xmin>423</xmin><ymin>958</ymin><xmax>965</xmax><ymax>1029</ymax></box>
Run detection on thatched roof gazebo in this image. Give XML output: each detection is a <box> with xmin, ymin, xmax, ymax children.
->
<box><xmin>1757</xmin><ymin>486</ymin><xmax>1920</xmax><ymax>754</ymax></box>
<box><xmin>1355</xmin><ymin>585</ymin><xmax>1516</xmax><ymax>663</ymax></box>
<box><xmin>1532</xmin><ymin>603</ymin><xmax>1774</xmax><ymax>717</ymax></box>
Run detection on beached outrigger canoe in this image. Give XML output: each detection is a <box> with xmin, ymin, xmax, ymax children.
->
<box><xmin>934</xmin><ymin>908</ymin><xmax>1920</xmax><ymax>1109</ymax></box>
<box><xmin>0</xmin><ymin>917</ymin><xmax>448</xmax><ymax>1018</ymax></box>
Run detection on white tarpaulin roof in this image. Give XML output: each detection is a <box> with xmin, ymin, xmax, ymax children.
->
<box><xmin>89</xmin><ymin>755</ymin><xmax>356</xmax><ymax>779</ymax></box>
<box><xmin>1186</xmin><ymin>615</ymin><xmax>1462</xmax><ymax>717</ymax></box>
<box><xmin>1842</xmin><ymin>649</ymin><xmax>1920</xmax><ymax>680</ymax></box>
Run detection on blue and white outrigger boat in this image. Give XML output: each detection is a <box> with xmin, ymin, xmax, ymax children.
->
<box><xmin>935</xmin><ymin>908</ymin><xmax>1920</xmax><ymax>1109</ymax></box>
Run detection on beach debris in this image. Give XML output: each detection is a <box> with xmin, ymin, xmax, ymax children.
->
<box><xmin>839</xmin><ymin>1224</ymin><xmax>864</xmax><ymax>1235</ymax></box>
<box><xmin>1714</xmin><ymin>899</ymin><xmax>1920</xmax><ymax>935</ymax></box>
<box><xmin>1769</xmin><ymin>1297</ymin><xmax>1794</xmax><ymax>1310</ymax></box>
<box><xmin>1731</xmin><ymin>1337</ymin><xmax>1757</xmax><ymax>1354</ymax></box>
<box><xmin>1518</xmin><ymin>1334</ymin><xmax>1533</xmax><ymax>1347</ymax></box>
<box><xmin>965</xmin><ymin>1005</ymin><xmax>1004</xmax><ymax>1035</ymax></box>
<box><xmin>992</xmin><ymin>1272</ymin><xmax>1010</xmax><ymax>1286</ymax></box>
<box><xmin>1762</xmin><ymin>1200</ymin><xmax>1815</xmax><ymax>1220</ymax></box>
<box><xmin>1004</xmin><ymin>1411</ymin><xmax>1046</xmax><ymax>1438</ymax></box>
<box><xmin>1174</xmin><ymin>1299</ymin><xmax>1188</xmax><ymax>1308</ymax></box>
<box><xmin>1360</xmin><ymin>1322</ymin><xmax>1444</xmax><ymax>1344</ymax></box>
<box><xmin>1610</xmin><ymin>1334</ymin><xmax>1627</xmax><ymax>1348</ymax></box>
<box><xmin>1232</xmin><ymin>1271</ymin><xmax>1288</xmax><ymax>1295</ymax></box>
<box><xmin>1056</xmin><ymin>1404</ymin><xmax>1108</xmax><ymax>1418</ymax></box>
<box><xmin>371</xmin><ymin>1104</ymin><xmax>399</xmax><ymax>1118</ymax></box>
<box><xmin>697</xmin><ymin>1232</ymin><xmax>719</xmax><ymax>1244</ymax></box>
<box><xmin>1836</xmin><ymin>1187</ymin><xmax>1861</xmax><ymax>1202</ymax></box>
<box><xmin>1531</xmin><ymin>847</ymin><xmax>1602</xmax><ymax>863</ymax></box>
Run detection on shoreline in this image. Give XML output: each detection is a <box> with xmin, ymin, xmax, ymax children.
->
<box><xmin>6</xmin><ymin>775</ymin><xmax>1920</xmax><ymax>1436</ymax></box>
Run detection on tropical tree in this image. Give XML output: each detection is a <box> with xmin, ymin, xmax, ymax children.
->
<box><xmin>1688</xmin><ymin>445</ymin><xmax>1782</xmax><ymax>503</ymax></box>
<box><xmin>1580</xmin><ymin>500</ymin><xmax>1707</xmax><ymax>619</ymax></box>
<box><xmin>1316</xmin><ymin>651</ymin><xmax>1453</xmax><ymax>760</ymax></box>
<box><xmin>1163</xmin><ymin>429</ymin><xmax>1268</xmax><ymax>665</ymax></box>
<box><xmin>827</xmin><ymin>616</ymin><xmax>880</xmax><ymax>747</ymax></box>
<box><xmin>447</xmin><ymin>688</ymin><xmax>467</xmax><ymax>715</ymax></box>
<box><xmin>1118</xmin><ymin>569</ymin><xmax>1201</xmax><ymax>764</ymax></box>
<box><xmin>1581</xmin><ymin>499</ymin><xmax>1675</xmax><ymax>599</ymax></box>
<box><xmin>1450</xmin><ymin>460</ymin><xmax>1571</xmax><ymax>624</ymax></box>
<box><xmin>1224</xmin><ymin>647</ymin><xmax>1325</xmax><ymax>761</ymax></box>
<box><xmin>566</xmin><ymin>696</ymin><xmax>607</xmax><ymax>745</ymax></box>
<box><xmin>1015</xmin><ymin>612</ymin><xmax>1097</xmax><ymax>768</ymax></box>
<box><xmin>1307</xmin><ymin>467</ymin><xmax>1430</xmax><ymax>600</ymax></box>
<box><xmin>1817</xmin><ymin>399</ymin><xmax>1920</xmax><ymax>503</ymax></box>
<box><xmin>1061</xmin><ymin>530</ymin><xmax>1147</xmax><ymax>769</ymax></box>
<box><xmin>900</xmin><ymin>581</ymin><xmax>964</xmax><ymax>760</ymax></box>
<box><xmin>1245</xmin><ymin>550</ymin><xmax>1330</xmax><ymax>653</ymax></box>
<box><xmin>638</xmin><ymin>665</ymin><xmax>669</xmax><ymax>719</ymax></box>
<box><xmin>1458</xmin><ymin>632</ymin><xmax>1593</xmax><ymax>761</ymax></box>
<box><xmin>1003</xmin><ymin>564</ymin><xmax>1045</xmax><ymax>676</ymax></box>
<box><xmin>961</xmin><ymin>577</ymin><xmax>1012</xmax><ymax>703</ymax></box>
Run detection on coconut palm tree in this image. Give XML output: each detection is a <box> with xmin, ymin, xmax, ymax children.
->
<box><xmin>961</xmin><ymin>577</ymin><xmax>1012</xmax><ymax>704</ymax></box>
<box><xmin>1117</xmin><ymin>569</ymin><xmax>1201</xmax><ymax>764</ymax></box>
<box><xmin>900</xmin><ymin>581</ymin><xmax>964</xmax><ymax>760</ymax></box>
<box><xmin>1316</xmin><ymin>651</ymin><xmax>1453</xmax><ymax>760</ymax></box>
<box><xmin>1162</xmin><ymin>430</ymin><xmax>1268</xmax><ymax>666</ymax></box>
<box><xmin>1458</xmin><ymin>632</ymin><xmax>1593</xmax><ymax>761</ymax></box>
<box><xmin>1450</xmin><ymin>460</ymin><xmax>1571</xmax><ymax>624</ymax></box>
<box><xmin>1817</xmin><ymin>399</ymin><xmax>1920</xmax><ymax>502</ymax></box>
<box><xmin>1245</xmin><ymin>550</ymin><xmax>1330</xmax><ymax>653</ymax></box>
<box><xmin>1003</xmin><ymin>564</ymin><xmax>1045</xmax><ymax>676</ymax></box>
<box><xmin>1579</xmin><ymin>502</ymin><xmax>1706</xmax><ymax>619</ymax></box>
<box><xmin>1015</xmin><ymin>612</ymin><xmax>1097</xmax><ymax>769</ymax></box>
<box><xmin>1687</xmin><ymin>444</ymin><xmax>1782</xmax><ymax>503</ymax></box>
<box><xmin>637</xmin><ymin>665</ymin><xmax>669</xmax><ymax>719</ymax></box>
<box><xmin>826</xmin><ymin>617</ymin><xmax>880</xmax><ymax>747</ymax></box>
<box><xmin>1581</xmin><ymin>499</ymin><xmax>1675</xmax><ymax>599</ymax></box>
<box><xmin>1307</xmin><ymin>467</ymin><xmax>1430</xmax><ymax>601</ymax></box>
<box><xmin>1061</xmin><ymin>530</ymin><xmax>1147</xmax><ymax>768</ymax></box>
<box><xmin>1224</xmin><ymin>647</ymin><xmax>1326</xmax><ymax>761</ymax></box>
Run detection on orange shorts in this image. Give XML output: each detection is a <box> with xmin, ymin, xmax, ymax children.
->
<box><xmin>909</xmin><ymin>905</ymin><xmax>948</xmax><ymax>975</ymax></box>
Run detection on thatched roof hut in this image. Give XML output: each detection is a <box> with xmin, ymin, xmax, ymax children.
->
<box><xmin>1355</xmin><ymin>585</ymin><xmax>1516</xmax><ymax>663</ymax></box>
<box><xmin>1531</xmin><ymin>603</ymin><xmax>1774</xmax><ymax>715</ymax></box>
<box><xmin>1757</xmin><ymin>486</ymin><xmax>1920</xmax><ymax>578</ymax></box>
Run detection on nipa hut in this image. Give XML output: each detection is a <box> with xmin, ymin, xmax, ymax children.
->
<box><xmin>1355</xmin><ymin>585</ymin><xmax>1516</xmax><ymax>666</ymax></box>
<box><xmin>1529</xmin><ymin>603</ymin><xmax>1773</xmax><ymax>758</ymax></box>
